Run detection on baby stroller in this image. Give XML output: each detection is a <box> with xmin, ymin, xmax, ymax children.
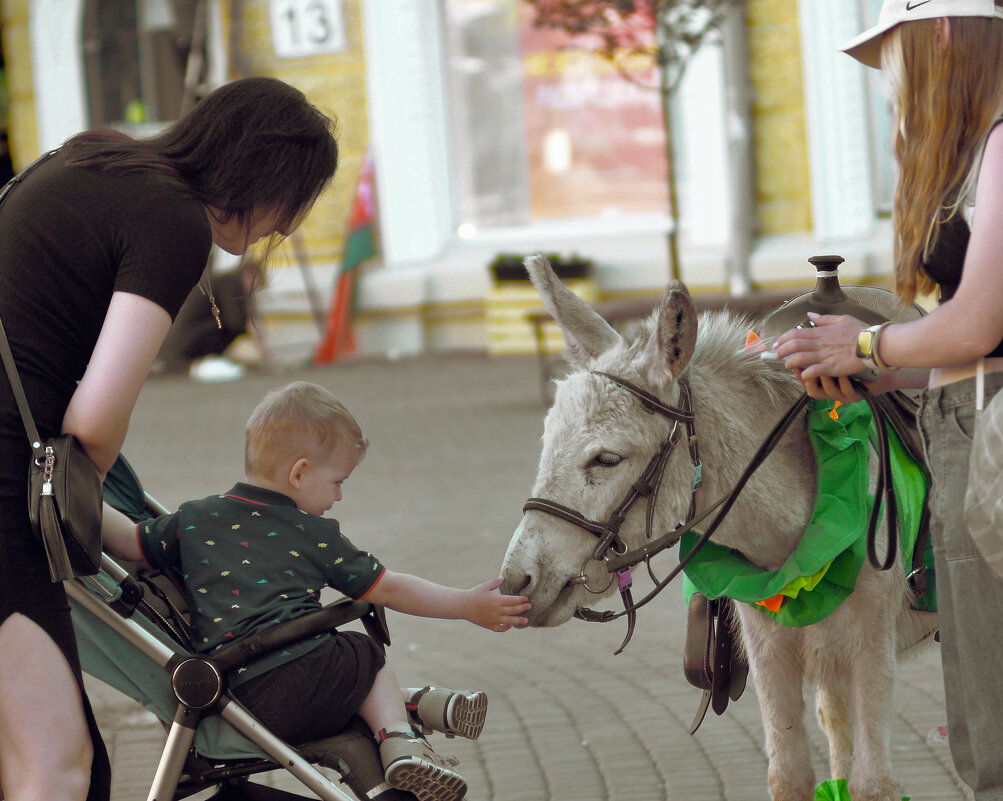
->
<box><xmin>69</xmin><ymin>456</ymin><xmax>416</xmax><ymax>801</ymax></box>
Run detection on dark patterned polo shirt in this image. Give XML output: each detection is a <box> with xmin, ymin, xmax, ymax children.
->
<box><xmin>138</xmin><ymin>482</ymin><xmax>385</xmax><ymax>684</ymax></box>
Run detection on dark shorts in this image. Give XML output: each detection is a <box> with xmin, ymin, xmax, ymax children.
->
<box><xmin>232</xmin><ymin>630</ymin><xmax>385</xmax><ymax>744</ymax></box>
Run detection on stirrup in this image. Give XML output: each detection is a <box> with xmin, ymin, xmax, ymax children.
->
<box><xmin>405</xmin><ymin>686</ymin><xmax>488</xmax><ymax>740</ymax></box>
<box><xmin>378</xmin><ymin>729</ymin><xmax>466</xmax><ymax>801</ymax></box>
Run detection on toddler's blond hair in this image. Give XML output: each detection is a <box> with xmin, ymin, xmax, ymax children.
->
<box><xmin>245</xmin><ymin>381</ymin><xmax>368</xmax><ymax>479</ymax></box>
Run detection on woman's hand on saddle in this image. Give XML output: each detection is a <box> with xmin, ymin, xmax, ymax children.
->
<box><xmin>774</xmin><ymin>312</ymin><xmax>866</xmax><ymax>380</ymax></box>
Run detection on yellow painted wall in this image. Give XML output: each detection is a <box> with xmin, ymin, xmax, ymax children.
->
<box><xmin>745</xmin><ymin>0</ymin><xmax>812</xmax><ymax>236</ymax></box>
<box><xmin>222</xmin><ymin>0</ymin><xmax>370</xmax><ymax>270</ymax></box>
<box><xmin>0</xmin><ymin>0</ymin><xmax>39</xmax><ymax>169</ymax></box>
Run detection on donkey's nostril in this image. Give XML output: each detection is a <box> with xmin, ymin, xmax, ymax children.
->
<box><xmin>503</xmin><ymin>575</ymin><xmax>532</xmax><ymax>594</ymax></box>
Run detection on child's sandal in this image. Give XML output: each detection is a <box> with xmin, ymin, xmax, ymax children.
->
<box><xmin>378</xmin><ymin>729</ymin><xmax>466</xmax><ymax>801</ymax></box>
<box><xmin>405</xmin><ymin>686</ymin><xmax>488</xmax><ymax>740</ymax></box>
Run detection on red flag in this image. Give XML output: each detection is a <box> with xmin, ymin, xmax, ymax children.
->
<box><xmin>314</xmin><ymin>150</ymin><xmax>377</xmax><ymax>365</ymax></box>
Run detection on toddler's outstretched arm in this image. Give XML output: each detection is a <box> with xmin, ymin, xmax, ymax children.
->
<box><xmin>365</xmin><ymin>571</ymin><xmax>530</xmax><ymax>631</ymax></box>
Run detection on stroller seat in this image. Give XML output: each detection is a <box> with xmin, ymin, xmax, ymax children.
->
<box><xmin>71</xmin><ymin>456</ymin><xmax>416</xmax><ymax>801</ymax></box>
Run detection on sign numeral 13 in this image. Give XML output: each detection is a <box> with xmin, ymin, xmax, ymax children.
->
<box><xmin>270</xmin><ymin>0</ymin><xmax>347</xmax><ymax>58</ymax></box>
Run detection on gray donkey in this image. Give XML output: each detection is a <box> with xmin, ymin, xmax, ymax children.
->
<box><xmin>501</xmin><ymin>255</ymin><xmax>938</xmax><ymax>801</ymax></box>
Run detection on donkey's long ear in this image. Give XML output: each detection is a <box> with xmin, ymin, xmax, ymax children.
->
<box><xmin>524</xmin><ymin>254</ymin><xmax>621</xmax><ymax>366</ymax></box>
<box><xmin>643</xmin><ymin>280</ymin><xmax>697</xmax><ymax>388</ymax></box>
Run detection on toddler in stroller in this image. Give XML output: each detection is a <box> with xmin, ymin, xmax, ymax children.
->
<box><xmin>97</xmin><ymin>381</ymin><xmax>531</xmax><ymax>800</ymax></box>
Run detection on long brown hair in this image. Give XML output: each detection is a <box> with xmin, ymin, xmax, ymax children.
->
<box><xmin>63</xmin><ymin>77</ymin><xmax>338</xmax><ymax>249</ymax></box>
<box><xmin>884</xmin><ymin>11</ymin><xmax>1003</xmax><ymax>303</ymax></box>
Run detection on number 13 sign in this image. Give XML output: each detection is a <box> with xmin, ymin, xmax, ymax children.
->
<box><xmin>269</xmin><ymin>0</ymin><xmax>347</xmax><ymax>58</ymax></box>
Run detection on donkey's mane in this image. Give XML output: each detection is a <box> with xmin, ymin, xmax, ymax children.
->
<box><xmin>696</xmin><ymin>311</ymin><xmax>803</xmax><ymax>400</ymax></box>
<box><xmin>620</xmin><ymin>307</ymin><xmax>803</xmax><ymax>407</ymax></box>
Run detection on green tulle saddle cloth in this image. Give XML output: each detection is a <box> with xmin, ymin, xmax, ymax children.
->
<box><xmin>682</xmin><ymin>398</ymin><xmax>934</xmax><ymax>627</ymax></box>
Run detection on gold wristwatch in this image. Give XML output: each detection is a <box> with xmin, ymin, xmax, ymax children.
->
<box><xmin>855</xmin><ymin>323</ymin><xmax>887</xmax><ymax>371</ymax></box>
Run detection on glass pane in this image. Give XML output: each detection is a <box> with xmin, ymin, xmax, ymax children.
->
<box><xmin>82</xmin><ymin>0</ymin><xmax>190</xmax><ymax>130</ymax></box>
<box><xmin>516</xmin><ymin>5</ymin><xmax>668</xmax><ymax>220</ymax></box>
<box><xmin>442</xmin><ymin>0</ymin><xmax>670</xmax><ymax>228</ymax></box>
<box><xmin>83</xmin><ymin>0</ymin><xmax>143</xmax><ymax>128</ymax></box>
<box><xmin>442</xmin><ymin>0</ymin><xmax>532</xmax><ymax>228</ymax></box>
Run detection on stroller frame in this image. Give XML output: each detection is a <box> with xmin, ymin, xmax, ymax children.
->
<box><xmin>70</xmin><ymin>550</ymin><xmax>401</xmax><ymax>801</ymax></box>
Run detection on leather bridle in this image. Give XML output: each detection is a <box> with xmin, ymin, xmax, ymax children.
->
<box><xmin>521</xmin><ymin>370</ymin><xmax>814</xmax><ymax>654</ymax></box>
<box><xmin>524</xmin><ymin>371</ymin><xmax>703</xmax><ymax>567</ymax></box>
<box><xmin>522</xmin><ymin>371</ymin><xmax>706</xmax><ymax>653</ymax></box>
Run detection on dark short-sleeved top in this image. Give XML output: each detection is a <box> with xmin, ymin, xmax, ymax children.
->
<box><xmin>920</xmin><ymin>120</ymin><xmax>1003</xmax><ymax>357</ymax></box>
<box><xmin>0</xmin><ymin>151</ymin><xmax>212</xmax><ymax>513</ymax></box>
<box><xmin>0</xmin><ymin>152</ymin><xmax>213</xmax><ymax>797</ymax></box>
<box><xmin>138</xmin><ymin>482</ymin><xmax>386</xmax><ymax>684</ymax></box>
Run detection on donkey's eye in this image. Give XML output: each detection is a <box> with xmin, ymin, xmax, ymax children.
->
<box><xmin>593</xmin><ymin>452</ymin><xmax>623</xmax><ymax>467</ymax></box>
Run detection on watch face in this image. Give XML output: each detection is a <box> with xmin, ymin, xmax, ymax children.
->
<box><xmin>856</xmin><ymin>330</ymin><xmax>874</xmax><ymax>359</ymax></box>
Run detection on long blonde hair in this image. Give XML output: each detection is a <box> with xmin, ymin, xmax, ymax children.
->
<box><xmin>883</xmin><ymin>11</ymin><xmax>1003</xmax><ymax>303</ymax></box>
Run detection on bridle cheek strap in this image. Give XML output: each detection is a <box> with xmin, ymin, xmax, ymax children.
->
<box><xmin>523</xmin><ymin>422</ymin><xmax>682</xmax><ymax>562</ymax></box>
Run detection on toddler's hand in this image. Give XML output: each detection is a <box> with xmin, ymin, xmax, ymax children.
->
<box><xmin>468</xmin><ymin>578</ymin><xmax>531</xmax><ymax>632</ymax></box>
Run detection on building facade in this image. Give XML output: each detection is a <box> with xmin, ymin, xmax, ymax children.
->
<box><xmin>1</xmin><ymin>0</ymin><xmax>893</xmax><ymax>361</ymax></box>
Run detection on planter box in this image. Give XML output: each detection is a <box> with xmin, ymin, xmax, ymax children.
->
<box><xmin>489</xmin><ymin>253</ymin><xmax>592</xmax><ymax>283</ymax></box>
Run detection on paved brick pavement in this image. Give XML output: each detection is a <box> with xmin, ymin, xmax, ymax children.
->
<box><xmin>84</xmin><ymin>353</ymin><xmax>971</xmax><ymax>801</ymax></box>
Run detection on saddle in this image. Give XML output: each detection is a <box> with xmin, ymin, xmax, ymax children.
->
<box><xmin>679</xmin><ymin>257</ymin><xmax>935</xmax><ymax>731</ymax></box>
<box><xmin>681</xmin><ymin>388</ymin><xmax>934</xmax><ymax>734</ymax></box>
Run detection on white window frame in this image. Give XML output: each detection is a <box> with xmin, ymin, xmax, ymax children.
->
<box><xmin>362</xmin><ymin>0</ymin><xmax>455</xmax><ymax>265</ymax></box>
<box><xmin>798</xmin><ymin>0</ymin><xmax>877</xmax><ymax>242</ymax></box>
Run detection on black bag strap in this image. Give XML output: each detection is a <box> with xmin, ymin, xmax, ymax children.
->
<box><xmin>0</xmin><ymin>150</ymin><xmax>60</xmax><ymax>460</ymax></box>
<box><xmin>0</xmin><ymin>316</ymin><xmax>43</xmax><ymax>457</ymax></box>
